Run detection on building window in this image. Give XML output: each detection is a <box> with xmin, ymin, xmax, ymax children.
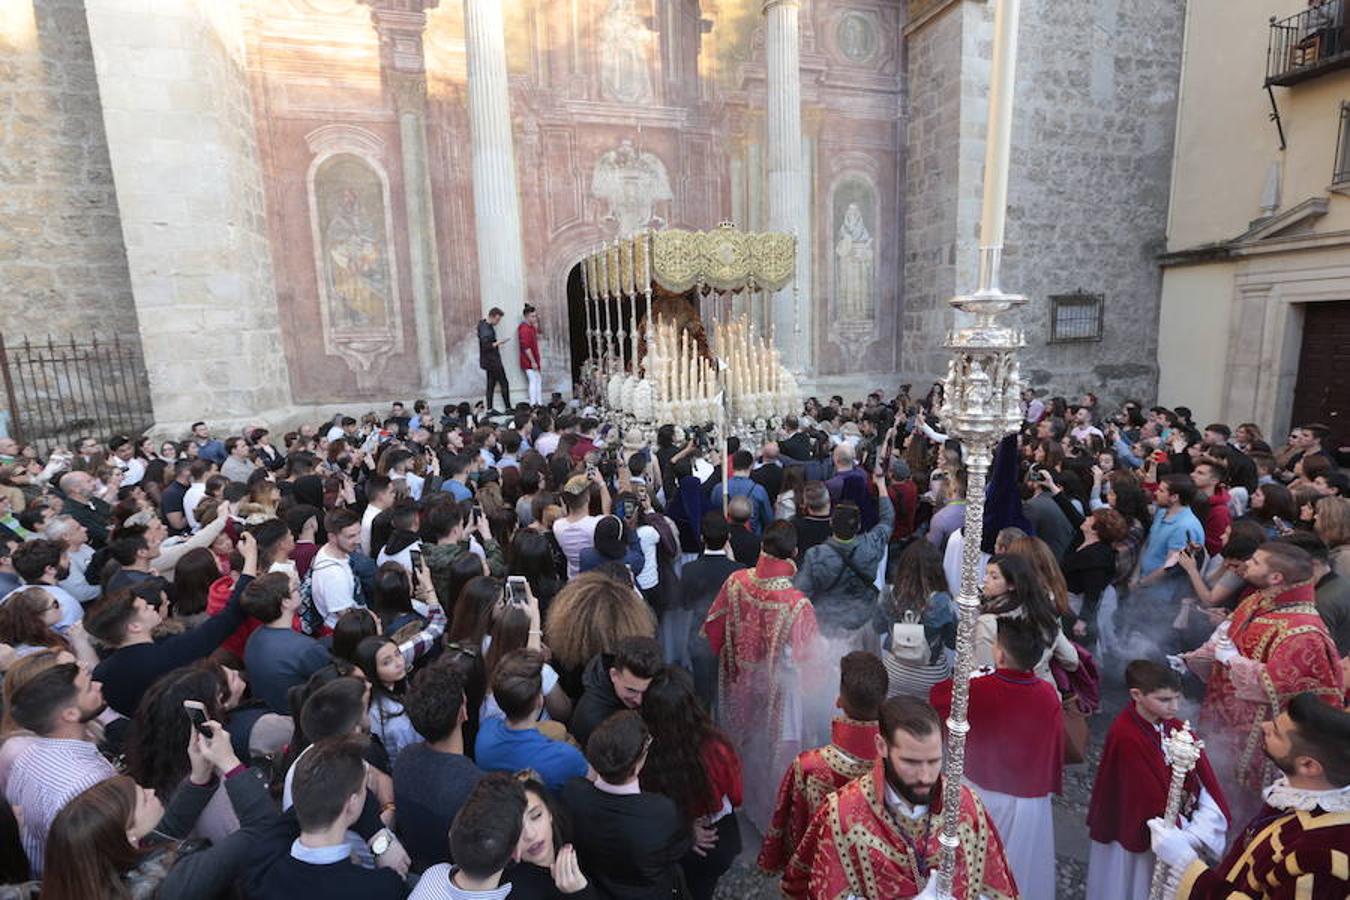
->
<box><xmin>1335</xmin><ymin>103</ymin><xmax>1350</xmax><ymax>185</ymax></box>
<box><xmin>1049</xmin><ymin>292</ymin><xmax>1104</xmax><ymax>343</ymax></box>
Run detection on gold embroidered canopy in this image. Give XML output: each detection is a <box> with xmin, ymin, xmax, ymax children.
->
<box><xmin>580</xmin><ymin>223</ymin><xmax>796</xmax><ymax>299</ymax></box>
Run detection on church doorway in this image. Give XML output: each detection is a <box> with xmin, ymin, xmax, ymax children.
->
<box><xmin>565</xmin><ymin>263</ymin><xmax>587</xmax><ymax>387</ymax></box>
<box><xmin>1289</xmin><ymin>299</ymin><xmax>1350</xmax><ymax>448</ymax></box>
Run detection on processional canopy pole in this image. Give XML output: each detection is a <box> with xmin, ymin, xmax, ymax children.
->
<box><xmin>934</xmin><ymin>0</ymin><xmax>1027</xmax><ymax>897</ymax></box>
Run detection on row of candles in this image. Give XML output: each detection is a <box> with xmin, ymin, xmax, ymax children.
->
<box><xmin>648</xmin><ymin>317</ymin><xmax>716</xmax><ymax>403</ymax></box>
<box><xmin>712</xmin><ymin>317</ymin><xmax>782</xmax><ymax>398</ymax></box>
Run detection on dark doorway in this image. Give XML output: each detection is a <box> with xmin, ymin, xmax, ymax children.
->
<box><xmin>1290</xmin><ymin>299</ymin><xmax>1350</xmax><ymax>450</ymax></box>
<box><xmin>566</xmin><ymin>264</ymin><xmax>587</xmax><ymax>386</ymax></box>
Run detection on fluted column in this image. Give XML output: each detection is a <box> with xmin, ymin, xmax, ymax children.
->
<box><xmin>463</xmin><ymin>0</ymin><xmax>526</xmax><ymax>393</ymax></box>
<box><xmin>366</xmin><ymin>1</ymin><xmax>450</xmax><ymax>394</ymax></box>
<box><xmin>762</xmin><ymin>0</ymin><xmax>811</xmax><ymax>373</ymax></box>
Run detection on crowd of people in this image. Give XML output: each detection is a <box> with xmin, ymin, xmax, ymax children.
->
<box><xmin>0</xmin><ymin>381</ymin><xmax>1345</xmax><ymax>900</ymax></box>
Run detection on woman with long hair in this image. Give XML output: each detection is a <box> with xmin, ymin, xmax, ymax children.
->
<box><xmin>331</xmin><ymin>607</ymin><xmax>380</xmax><ymax>663</ymax></box>
<box><xmin>775</xmin><ymin>464</ymin><xmax>808</xmax><ymax>521</ymax></box>
<box><xmin>480</xmin><ymin>582</ymin><xmax>570</xmax><ymax>723</ymax></box>
<box><xmin>974</xmin><ymin>554</ymin><xmax>1078</xmax><ymax>683</ymax></box>
<box><xmin>1006</xmin><ymin>535</ymin><xmax>1071</xmax><ymax>617</ymax></box>
<box><xmin>881</xmin><ymin>541</ymin><xmax>956</xmax><ymax>698</ymax></box>
<box><xmin>1315</xmin><ymin>496</ymin><xmax>1350</xmax><ymax>578</ymax></box>
<box><xmin>0</xmin><ymin>588</ymin><xmax>96</xmax><ymax>666</ymax></box>
<box><xmin>1107</xmin><ymin>474</ymin><xmax>1151</xmax><ymax>583</ymax></box>
<box><xmin>166</xmin><ymin>548</ymin><xmax>218</xmax><ymax>627</ymax></box>
<box><xmin>638</xmin><ymin>666</ymin><xmax>742</xmax><ymax>900</ymax></box>
<box><xmin>447</xmin><ymin>574</ymin><xmax>504</xmax><ymax>645</ymax></box>
<box><xmin>42</xmin><ymin>723</ymin><xmax>274</xmax><ymax>900</ymax></box>
<box><xmin>509</xmin><ymin>529</ymin><xmax>564</xmax><ymax>610</ymax></box>
<box><xmin>126</xmin><ymin>665</ymin><xmax>240</xmax><ymax>843</ymax></box>
<box><xmin>1059</xmin><ymin>508</ymin><xmax>1127</xmax><ymax>641</ymax></box>
<box><xmin>352</xmin><ymin>586</ymin><xmax>446</xmax><ymax>763</ymax></box>
<box><xmin>369</xmin><ymin>561</ymin><xmax>423</xmax><ymax>637</ymax></box>
<box><xmin>506</xmin><ymin>774</ymin><xmax>595</xmax><ymax>899</ymax></box>
<box><xmin>1245</xmin><ymin>482</ymin><xmax>1298</xmax><ymax>538</ymax></box>
<box><xmin>544</xmin><ymin>570</ymin><xmax>658</xmax><ymax>699</ymax></box>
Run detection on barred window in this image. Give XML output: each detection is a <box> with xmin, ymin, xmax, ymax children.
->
<box><xmin>1335</xmin><ymin>102</ymin><xmax>1350</xmax><ymax>185</ymax></box>
<box><xmin>1049</xmin><ymin>292</ymin><xmax>1104</xmax><ymax>343</ymax></box>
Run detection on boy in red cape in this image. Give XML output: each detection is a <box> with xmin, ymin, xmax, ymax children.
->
<box><xmin>758</xmin><ymin>651</ymin><xmax>887</xmax><ymax>874</ymax></box>
<box><xmin>1086</xmin><ymin>659</ymin><xmax>1229</xmax><ymax>900</ymax></box>
<box><xmin>931</xmin><ymin>616</ymin><xmax>1063</xmax><ymax>900</ymax></box>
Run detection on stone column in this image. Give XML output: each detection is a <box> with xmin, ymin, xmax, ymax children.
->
<box><xmin>463</xmin><ymin>0</ymin><xmax>526</xmax><ymax>396</ymax></box>
<box><xmin>366</xmin><ymin>1</ymin><xmax>450</xmax><ymax>394</ymax></box>
<box><xmin>84</xmin><ymin>0</ymin><xmax>293</xmax><ymax>432</ymax></box>
<box><xmin>762</xmin><ymin>0</ymin><xmax>812</xmax><ymax>373</ymax></box>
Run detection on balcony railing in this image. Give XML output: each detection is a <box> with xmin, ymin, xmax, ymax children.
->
<box><xmin>1267</xmin><ymin>1</ymin><xmax>1350</xmax><ymax>87</ymax></box>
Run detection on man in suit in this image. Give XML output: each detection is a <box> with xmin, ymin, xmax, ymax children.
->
<box><xmin>477</xmin><ymin>307</ymin><xmax>511</xmax><ymax>412</ymax></box>
<box><xmin>561</xmin><ymin>712</ymin><xmax>692</xmax><ymax>900</ymax></box>
<box><xmin>779</xmin><ymin>416</ymin><xmax>814</xmax><ymax>463</ymax></box>
<box><xmin>682</xmin><ymin>511</ymin><xmax>746</xmax><ymax>711</ymax></box>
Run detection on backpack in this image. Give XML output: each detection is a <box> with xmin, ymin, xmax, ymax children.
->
<box><xmin>296</xmin><ymin>556</ymin><xmax>365</xmax><ymax>636</ymax></box>
<box><xmin>890</xmin><ymin>608</ymin><xmax>929</xmax><ymax>665</ymax></box>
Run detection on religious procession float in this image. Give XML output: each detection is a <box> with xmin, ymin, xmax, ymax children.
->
<box><xmin>573</xmin><ymin>223</ymin><xmax>803</xmax><ymax>452</ymax></box>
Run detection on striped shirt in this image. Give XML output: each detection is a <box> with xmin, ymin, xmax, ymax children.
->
<box><xmin>5</xmin><ymin>736</ymin><xmax>116</xmax><ymax>875</ymax></box>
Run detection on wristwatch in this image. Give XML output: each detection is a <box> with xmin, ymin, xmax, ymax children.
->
<box><xmin>370</xmin><ymin>828</ymin><xmax>394</xmax><ymax>856</ymax></box>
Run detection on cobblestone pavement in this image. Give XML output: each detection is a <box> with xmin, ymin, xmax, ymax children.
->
<box><xmin>714</xmin><ymin>680</ymin><xmax>1130</xmax><ymax>900</ymax></box>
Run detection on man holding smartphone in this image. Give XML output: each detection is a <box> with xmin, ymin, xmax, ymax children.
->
<box><xmin>477</xmin><ymin>307</ymin><xmax>512</xmax><ymax>413</ymax></box>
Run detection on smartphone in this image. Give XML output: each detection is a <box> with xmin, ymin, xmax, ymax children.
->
<box><xmin>183</xmin><ymin>699</ymin><xmax>212</xmax><ymax>738</ymax></box>
<box><xmin>507</xmin><ymin>575</ymin><xmax>528</xmax><ymax>605</ymax></box>
<box><xmin>409</xmin><ymin>549</ymin><xmax>424</xmax><ymax>572</ymax></box>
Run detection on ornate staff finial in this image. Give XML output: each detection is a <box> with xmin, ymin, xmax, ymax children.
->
<box><xmin>1148</xmin><ymin>723</ymin><xmax>1204</xmax><ymax>900</ymax></box>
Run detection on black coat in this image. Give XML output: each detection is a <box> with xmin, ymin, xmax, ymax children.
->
<box><xmin>478</xmin><ymin>319</ymin><xmax>502</xmax><ymax>370</ymax></box>
<box><xmin>560</xmin><ymin>779</ymin><xmax>692</xmax><ymax>900</ymax></box>
<box><xmin>779</xmin><ymin>432</ymin><xmax>814</xmax><ymax>462</ymax></box>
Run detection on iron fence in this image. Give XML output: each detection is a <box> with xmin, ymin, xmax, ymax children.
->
<box><xmin>0</xmin><ymin>334</ymin><xmax>154</xmax><ymax>453</ymax></box>
<box><xmin>1267</xmin><ymin>1</ymin><xmax>1350</xmax><ymax>86</ymax></box>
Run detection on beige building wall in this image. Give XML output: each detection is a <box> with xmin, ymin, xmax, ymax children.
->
<box><xmin>1158</xmin><ymin>0</ymin><xmax>1350</xmax><ymax>433</ymax></box>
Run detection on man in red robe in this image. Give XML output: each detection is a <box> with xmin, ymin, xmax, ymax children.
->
<box><xmin>784</xmin><ymin>696</ymin><xmax>1018</xmax><ymax>900</ymax></box>
<box><xmin>758</xmin><ymin>651</ymin><xmax>887</xmax><ymax>874</ymax></box>
<box><xmin>931</xmin><ymin>617</ymin><xmax>1063</xmax><ymax>900</ymax></box>
<box><xmin>1149</xmin><ymin>692</ymin><xmax>1350</xmax><ymax>900</ymax></box>
<box><xmin>702</xmin><ymin>521</ymin><xmax>820</xmax><ymax>834</ymax></box>
<box><xmin>1086</xmin><ymin>660</ymin><xmax>1229</xmax><ymax>900</ymax></box>
<box><xmin>1182</xmin><ymin>543</ymin><xmax>1342</xmax><ymax>825</ymax></box>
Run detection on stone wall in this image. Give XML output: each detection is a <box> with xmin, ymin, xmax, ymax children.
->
<box><xmin>84</xmin><ymin>0</ymin><xmax>292</xmax><ymax>432</ymax></box>
<box><xmin>901</xmin><ymin>0</ymin><xmax>1183</xmax><ymax>405</ymax></box>
<box><xmin>0</xmin><ymin>0</ymin><xmax>143</xmax><ymax>429</ymax></box>
<box><xmin>999</xmin><ymin>0</ymin><xmax>1182</xmax><ymax>401</ymax></box>
<box><xmin>900</xmin><ymin>1</ymin><xmax>973</xmax><ymax>382</ymax></box>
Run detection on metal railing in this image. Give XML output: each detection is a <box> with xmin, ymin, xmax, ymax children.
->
<box><xmin>1267</xmin><ymin>1</ymin><xmax>1350</xmax><ymax>86</ymax></box>
<box><xmin>0</xmin><ymin>334</ymin><xmax>153</xmax><ymax>453</ymax></box>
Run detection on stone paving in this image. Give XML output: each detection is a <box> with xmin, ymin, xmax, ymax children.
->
<box><xmin>713</xmin><ymin>681</ymin><xmax>1129</xmax><ymax>899</ymax></box>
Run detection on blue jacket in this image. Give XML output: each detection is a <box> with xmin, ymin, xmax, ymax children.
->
<box><xmin>709</xmin><ymin>475</ymin><xmax>774</xmax><ymax>535</ymax></box>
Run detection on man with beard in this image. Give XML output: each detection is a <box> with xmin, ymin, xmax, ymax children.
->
<box><xmin>1180</xmin><ymin>542</ymin><xmax>1341</xmax><ymax>826</ymax></box>
<box><xmin>1149</xmin><ymin>693</ymin><xmax>1350</xmax><ymax>900</ymax></box>
<box><xmin>4</xmin><ymin>663</ymin><xmax>114</xmax><ymax>875</ymax></box>
<box><xmin>783</xmin><ymin>696</ymin><xmax>1017</xmax><ymax>899</ymax></box>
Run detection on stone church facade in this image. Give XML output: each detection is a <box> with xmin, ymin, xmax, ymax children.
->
<box><xmin>0</xmin><ymin>0</ymin><xmax>1183</xmax><ymax>433</ymax></box>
